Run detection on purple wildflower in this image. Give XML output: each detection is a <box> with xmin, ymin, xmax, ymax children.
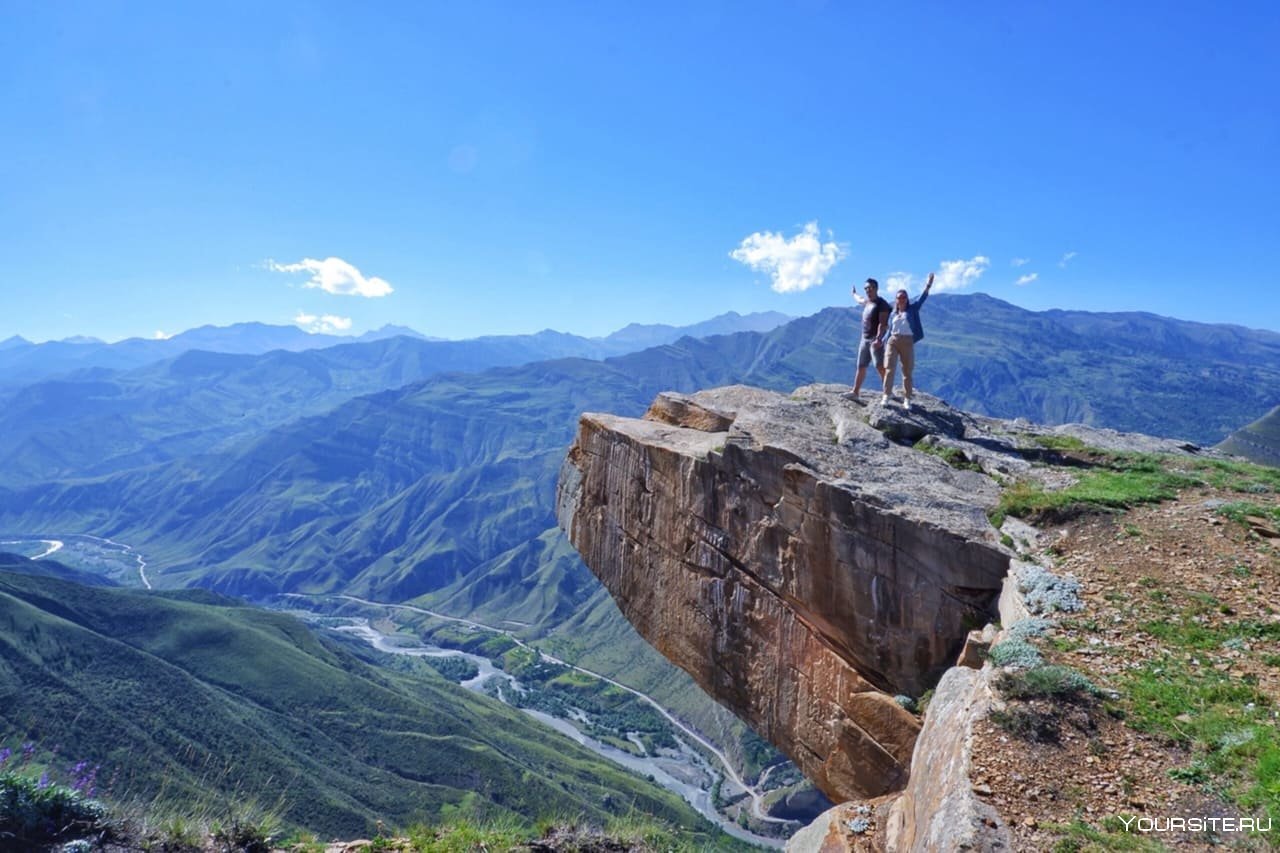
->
<box><xmin>0</xmin><ymin>747</ymin><xmax>11</xmax><ymax>767</ymax></box>
<box><xmin>70</xmin><ymin>761</ymin><xmax>99</xmax><ymax>797</ymax></box>
<box><xmin>37</xmin><ymin>771</ymin><xmax>49</xmax><ymax>789</ymax></box>
<box><xmin>21</xmin><ymin>742</ymin><xmax>34</xmax><ymax>764</ymax></box>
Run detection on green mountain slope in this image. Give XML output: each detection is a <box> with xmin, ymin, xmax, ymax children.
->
<box><xmin>1218</xmin><ymin>404</ymin><xmax>1280</xmax><ymax>467</ymax></box>
<box><xmin>0</xmin><ymin>552</ymin><xmax>119</xmax><ymax>587</ymax></box>
<box><xmin>917</xmin><ymin>296</ymin><xmax>1279</xmax><ymax>441</ymax></box>
<box><xmin>0</xmin><ymin>566</ymin><xmax>710</xmax><ymax>839</ymax></box>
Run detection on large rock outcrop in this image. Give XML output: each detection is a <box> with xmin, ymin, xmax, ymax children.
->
<box><xmin>556</xmin><ymin>385</ymin><xmax>1013</xmax><ymax>801</ymax></box>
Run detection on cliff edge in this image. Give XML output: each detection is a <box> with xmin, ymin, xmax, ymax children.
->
<box><xmin>557</xmin><ymin>384</ymin><xmax>1226</xmax><ymax>848</ymax></box>
<box><xmin>556</xmin><ymin>384</ymin><xmax>1036</xmax><ymax>801</ymax></box>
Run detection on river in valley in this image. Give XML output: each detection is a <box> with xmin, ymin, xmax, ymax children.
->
<box><xmin>317</xmin><ymin>615</ymin><xmax>787</xmax><ymax>848</ymax></box>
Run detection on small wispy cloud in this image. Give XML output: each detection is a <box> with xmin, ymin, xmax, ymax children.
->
<box><xmin>1059</xmin><ymin>251</ymin><xmax>1078</xmax><ymax>269</ymax></box>
<box><xmin>152</xmin><ymin>330</ymin><xmax>172</xmax><ymax>340</ymax></box>
<box><xmin>269</xmin><ymin>256</ymin><xmax>393</xmax><ymax>298</ymax></box>
<box><xmin>1015</xmin><ymin>272</ymin><xmax>1039</xmax><ymax>286</ymax></box>
<box><xmin>730</xmin><ymin>221</ymin><xmax>845</xmax><ymax>293</ymax></box>
<box><xmin>933</xmin><ymin>256</ymin><xmax>990</xmax><ymax>292</ymax></box>
<box><xmin>1011</xmin><ymin>257</ymin><xmax>1030</xmax><ymax>267</ymax></box>
<box><xmin>294</xmin><ymin>312</ymin><xmax>353</xmax><ymax>334</ymax></box>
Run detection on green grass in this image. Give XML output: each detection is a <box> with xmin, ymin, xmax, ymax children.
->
<box><xmin>994</xmin><ymin>446</ymin><xmax>1280</xmax><ymax>528</ymax></box>
<box><xmin>405</xmin><ymin>815</ymin><xmax>533</xmax><ymax>852</ymax></box>
<box><xmin>1189</xmin><ymin>457</ymin><xmax>1280</xmax><ymax>493</ymax></box>
<box><xmin>1121</xmin><ymin>611</ymin><xmax>1280</xmax><ymax>826</ymax></box>
<box><xmin>1044</xmin><ymin>816</ymin><xmax>1167</xmax><ymax>852</ymax></box>
<box><xmin>1214</xmin><ymin>501</ymin><xmax>1280</xmax><ymax>528</ymax></box>
<box><xmin>1031</xmin><ymin>434</ymin><xmax>1089</xmax><ymax>452</ymax></box>
<box><xmin>915</xmin><ymin>441</ymin><xmax>983</xmax><ymax>472</ymax></box>
<box><xmin>992</xmin><ymin>454</ymin><xmax>1201</xmax><ymax>524</ymax></box>
<box><xmin>391</xmin><ymin>811</ymin><xmax>752</xmax><ymax>852</ymax></box>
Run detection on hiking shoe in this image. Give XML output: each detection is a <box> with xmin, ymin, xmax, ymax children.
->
<box><xmin>904</xmin><ymin>398</ymin><xmax>912</xmax><ymax>411</ymax></box>
<box><xmin>881</xmin><ymin>394</ymin><xmax>890</xmax><ymax>406</ymax></box>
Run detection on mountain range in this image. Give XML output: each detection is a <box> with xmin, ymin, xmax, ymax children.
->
<box><xmin>0</xmin><ymin>311</ymin><xmax>792</xmax><ymax>393</ymax></box>
<box><xmin>0</xmin><ymin>311</ymin><xmax>792</xmax><ymax>488</ymax></box>
<box><xmin>0</xmin><ymin>296</ymin><xmax>1275</xmax><ymax>839</ymax></box>
<box><xmin>1</xmin><ymin>296</ymin><xmax>1275</xmax><ymax>602</ymax></box>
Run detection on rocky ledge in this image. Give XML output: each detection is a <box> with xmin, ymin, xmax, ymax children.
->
<box><xmin>556</xmin><ymin>384</ymin><xmax>1203</xmax><ymax>807</ymax></box>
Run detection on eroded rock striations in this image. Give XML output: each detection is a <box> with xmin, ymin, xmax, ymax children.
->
<box><xmin>557</xmin><ymin>385</ymin><xmax>1017</xmax><ymax>801</ymax></box>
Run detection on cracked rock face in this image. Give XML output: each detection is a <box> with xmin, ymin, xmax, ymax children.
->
<box><xmin>557</xmin><ymin>385</ymin><xmax>1016</xmax><ymax>801</ymax></box>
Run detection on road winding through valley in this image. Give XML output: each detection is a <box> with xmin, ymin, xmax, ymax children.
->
<box><xmin>324</xmin><ymin>594</ymin><xmax>795</xmax><ymax>835</ymax></box>
<box><xmin>78</xmin><ymin>534</ymin><xmax>151</xmax><ymax>588</ymax></box>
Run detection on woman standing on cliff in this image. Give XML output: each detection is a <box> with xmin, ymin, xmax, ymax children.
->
<box><xmin>883</xmin><ymin>272</ymin><xmax>934</xmax><ymax>410</ymax></box>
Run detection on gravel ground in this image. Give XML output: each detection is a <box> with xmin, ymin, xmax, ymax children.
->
<box><xmin>973</xmin><ymin>486</ymin><xmax>1279</xmax><ymax>852</ymax></box>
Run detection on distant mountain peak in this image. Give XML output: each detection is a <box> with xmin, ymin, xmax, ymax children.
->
<box><xmin>598</xmin><ymin>310</ymin><xmax>792</xmax><ymax>348</ymax></box>
<box><xmin>360</xmin><ymin>324</ymin><xmax>431</xmax><ymax>341</ymax></box>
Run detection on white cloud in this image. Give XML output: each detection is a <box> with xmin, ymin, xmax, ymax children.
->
<box><xmin>1015</xmin><ymin>272</ymin><xmax>1039</xmax><ymax>286</ymax></box>
<box><xmin>730</xmin><ymin>222</ymin><xmax>845</xmax><ymax>293</ymax></box>
<box><xmin>294</xmin><ymin>312</ymin><xmax>353</xmax><ymax>334</ymax></box>
<box><xmin>1059</xmin><ymin>251</ymin><xmax>1078</xmax><ymax>268</ymax></box>
<box><xmin>933</xmin><ymin>256</ymin><xmax>990</xmax><ymax>292</ymax></box>
<box><xmin>269</xmin><ymin>256</ymin><xmax>393</xmax><ymax>298</ymax></box>
<box><xmin>152</xmin><ymin>330</ymin><xmax>172</xmax><ymax>340</ymax></box>
<box><xmin>886</xmin><ymin>272</ymin><xmax>914</xmax><ymax>292</ymax></box>
<box><xmin>1011</xmin><ymin>257</ymin><xmax>1030</xmax><ymax>267</ymax></box>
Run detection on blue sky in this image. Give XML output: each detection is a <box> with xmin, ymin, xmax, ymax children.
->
<box><xmin>3</xmin><ymin>1</ymin><xmax>1278</xmax><ymax>342</ymax></box>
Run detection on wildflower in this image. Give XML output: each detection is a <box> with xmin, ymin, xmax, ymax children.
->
<box><xmin>0</xmin><ymin>747</ymin><xmax>11</xmax><ymax>767</ymax></box>
<box><xmin>21</xmin><ymin>742</ymin><xmax>35</xmax><ymax>763</ymax></box>
<box><xmin>37</xmin><ymin>771</ymin><xmax>50</xmax><ymax>789</ymax></box>
<box><xmin>70</xmin><ymin>760</ymin><xmax>99</xmax><ymax>796</ymax></box>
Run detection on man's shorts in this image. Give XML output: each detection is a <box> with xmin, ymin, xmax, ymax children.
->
<box><xmin>857</xmin><ymin>337</ymin><xmax>885</xmax><ymax>370</ymax></box>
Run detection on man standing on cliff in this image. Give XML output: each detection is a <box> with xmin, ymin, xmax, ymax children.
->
<box><xmin>850</xmin><ymin>278</ymin><xmax>891</xmax><ymax>401</ymax></box>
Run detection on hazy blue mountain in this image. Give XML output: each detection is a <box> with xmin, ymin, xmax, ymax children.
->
<box><xmin>3</xmin><ymin>295</ymin><xmax>1274</xmax><ymax>605</ymax></box>
<box><xmin>0</xmin><ymin>568</ymin><xmax>708</xmax><ymax>839</ymax></box>
<box><xmin>597</xmin><ymin>310</ymin><xmax>792</xmax><ymax>352</ymax></box>
<box><xmin>361</xmin><ymin>323</ymin><xmax>438</xmax><ymax>341</ymax></box>
<box><xmin>0</xmin><ymin>311</ymin><xmax>793</xmax><ymax>393</ymax></box>
<box><xmin>0</xmin><ymin>334</ymin><xmax>555</xmax><ymax>486</ymax></box>
<box><xmin>0</xmin><ymin>312</ymin><xmax>803</xmax><ymax>487</ymax></box>
<box><xmin>1218</xmin><ymin>404</ymin><xmax>1280</xmax><ymax>467</ymax></box>
<box><xmin>0</xmin><ymin>335</ymin><xmax>32</xmax><ymax>350</ymax></box>
<box><xmin>0</xmin><ymin>323</ymin><xmax>347</xmax><ymax>389</ymax></box>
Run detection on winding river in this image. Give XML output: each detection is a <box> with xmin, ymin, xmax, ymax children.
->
<box><xmin>295</xmin><ymin>601</ymin><xmax>789</xmax><ymax>849</ymax></box>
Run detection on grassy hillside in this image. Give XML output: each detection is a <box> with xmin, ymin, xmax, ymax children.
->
<box><xmin>1218</xmin><ymin>404</ymin><xmax>1280</xmax><ymax>467</ymax></box>
<box><xmin>0</xmin><ymin>566</ymin><xmax>713</xmax><ymax>840</ymax></box>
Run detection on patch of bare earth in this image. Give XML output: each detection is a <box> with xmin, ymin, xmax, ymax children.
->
<box><xmin>971</xmin><ymin>486</ymin><xmax>1279</xmax><ymax>851</ymax></box>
